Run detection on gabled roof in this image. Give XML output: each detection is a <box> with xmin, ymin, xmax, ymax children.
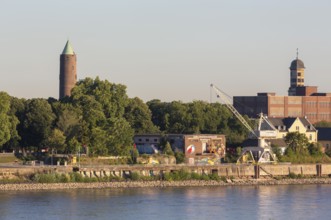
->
<box><xmin>267</xmin><ymin>117</ymin><xmax>316</xmax><ymax>131</ymax></box>
<box><xmin>317</xmin><ymin>128</ymin><xmax>331</xmax><ymax>141</ymax></box>
<box><xmin>62</xmin><ymin>40</ymin><xmax>75</xmax><ymax>55</ymax></box>
<box><xmin>259</xmin><ymin>118</ymin><xmax>276</xmax><ymax>131</ymax></box>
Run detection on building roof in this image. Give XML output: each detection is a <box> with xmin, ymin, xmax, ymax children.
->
<box><xmin>62</xmin><ymin>40</ymin><xmax>75</xmax><ymax>55</ymax></box>
<box><xmin>290</xmin><ymin>59</ymin><xmax>305</xmax><ymax>70</ymax></box>
<box><xmin>267</xmin><ymin>117</ymin><xmax>316</xmax><ymax>131</ymax></box>
<box><xmin>317</xmin><ymin>127</ymin><xmax>331</xmax><ymax>141</ymax></box>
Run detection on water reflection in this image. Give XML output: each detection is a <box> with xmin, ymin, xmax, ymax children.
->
<box><xmin>0</xmin><ymin>185</ymin><xmax>330</xmax><ymax>220</ymax></box>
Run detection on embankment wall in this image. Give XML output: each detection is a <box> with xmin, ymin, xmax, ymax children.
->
<box><xmin>1</xmin><ymin>164</ymin><xmax>330</xmax><ymax>179</ymax></box>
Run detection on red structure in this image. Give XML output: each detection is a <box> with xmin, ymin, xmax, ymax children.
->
<box><xmin>59</xmin><ymin>41</ymin><xmax>77</xmax><ymax>99</ymax></box>
<box><xmin>234</xmin><ymin>56</ymin><xmax>331</xmax><ymax>124</ymax></box>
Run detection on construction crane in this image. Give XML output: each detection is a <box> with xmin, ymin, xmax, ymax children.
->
<box><xmin>210</xmin><ymin>84</ymin><xmax>277</xmax><ymax>163</ymax></box>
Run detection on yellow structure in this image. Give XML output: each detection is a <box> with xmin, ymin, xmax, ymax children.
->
<box><xmin>268</xmin><ymin>117</ymin><xmax>317</xmax><ymax>143</ymax></box>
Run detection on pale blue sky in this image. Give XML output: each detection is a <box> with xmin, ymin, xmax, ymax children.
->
<box><xmin>1</xmin><ymin>0</ymin><xmax>331</xmax><ymax>102</ymax></box>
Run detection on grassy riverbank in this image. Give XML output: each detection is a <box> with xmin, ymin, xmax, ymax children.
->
<box><xmin>1</xmin><ymin>170</ymin><xmax>331</xmax><ymax>191</ymax></box>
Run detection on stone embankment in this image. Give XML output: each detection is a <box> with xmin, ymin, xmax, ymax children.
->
<box><xmin>1</xmin><ymin>178</ymin><xmax>331</xmax><ymax>191</ymax></box>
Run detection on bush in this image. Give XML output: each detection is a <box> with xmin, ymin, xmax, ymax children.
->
<box><xmin>163</xmin><ymin>142</ymin><xmax>174</xmax><ymax>156</ymax></box>
<box><xmin>200</xmin><ymin>174</ymin><xmax>210</xmax><ymax>181</ymax></box>
<box><xmin>208</xmin><ymin>173</ymin><xmax>220</xmax><ymax>181</ymax></box>
<box><xmin>191</xmin><ymin>172</ymin><xmax>201</xmax><ymax>180</ymax></box>
<box><xmin>130</xmin><ymin>172</ymin><xmax>141</xmax><ymax>181</ymax></box>
<box><xmin>220</xmin><ymin>176</ymin><xmax>227</xmax><ymax>182</ymax></box>
<box><xmin>69</xmin><ymin>172</ymin><xmax>84</xmax><ymax>182</ymax></box>
<box><xmin>59</xmin><ymin>174</ymin><xmax>70</xmax><ymax>183</ymax></box>
<box><xmin>174</xmin><ymin>152</ymin><xmax>185</xmax><ymax>164</ymax></box>
<box><xmin>288</xmin><ymin>172</ymin><xmax>303</xmax><ymax>179</ymax></box>
<box><xmin>31</xmin><ymin>173</ymin><xmax>56</xmax><ymax>183</ymax></box>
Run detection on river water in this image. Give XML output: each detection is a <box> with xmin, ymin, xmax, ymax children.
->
<box><xmin>0</xmin><ymin>185</ymin><xmax>330</xmax><ymax>220</ymax></box>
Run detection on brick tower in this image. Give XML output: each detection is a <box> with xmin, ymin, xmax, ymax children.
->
<box><xmin>59</xmin><ymin>40</ymin><xmax>77</xmax><ymax>99</ymax></box>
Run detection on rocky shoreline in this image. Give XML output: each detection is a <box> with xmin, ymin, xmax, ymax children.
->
<box><xmin>1</xmin><ymin>178</ymin><xmax>331</xmax><ymax>191</ymax></box>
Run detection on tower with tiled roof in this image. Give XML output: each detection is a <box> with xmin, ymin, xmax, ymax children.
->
<box><xmin>59</xmin><ymin>40</ymin><xmax>77</xmax><ymax>99</ymax></box>
<box><xmin>288</xmin><ymin>49</ymin><xmax>305</xmax><ymax>96</ymax></box>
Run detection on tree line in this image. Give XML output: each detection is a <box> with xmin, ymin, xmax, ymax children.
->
<box><xmin>0</xmin><ymin>77</ymin><xmax>251</xmax><ymax>157</ymax></box>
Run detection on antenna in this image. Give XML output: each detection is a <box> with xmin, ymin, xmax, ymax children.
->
<box><xmin>296</xmin><ymin>48</ymin><xmax>299</xmax><ymax>59</ymax></box>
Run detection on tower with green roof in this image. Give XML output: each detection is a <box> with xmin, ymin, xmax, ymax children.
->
<box><xmin>59</xmin><ymin>40</ymin><xmax>77</xmax><ymax>99</ymax></box>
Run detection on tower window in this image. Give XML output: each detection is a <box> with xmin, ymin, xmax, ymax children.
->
<box><xmin>298</xmin><ymin>72</ymin><xmax>301</xmax><ymax>76</ymax></box>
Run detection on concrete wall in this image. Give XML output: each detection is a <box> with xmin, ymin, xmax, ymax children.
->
<box><xmin>1</xmin><ymin>164</ymin><xmax>331</xmax><ymax>179</ymax></box>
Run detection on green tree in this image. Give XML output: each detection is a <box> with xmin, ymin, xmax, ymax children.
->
<box><xmin>89</xmin><ymin>127</ymin><xmax>108</xmax><ymax>156</ymax></box>
<box><xmin>70</xmin><ymin>77</ymin><xmax>135</xmax><ymax>156</ymax></box>
<box><xmin>66</xmin><ymin>137</ymin><xmax>81</xmax><ymax>154</ymax></box>
<box><xmin>4</xmin><ymin>97</ymin><xmax>23</xmax><ymax>151</ymax></box>
<box><xmin>147</xmin><ymin>99</ymin><xmax>173</xmax><ymax>132</ymax></box>
<box><xmin>71</xmin><ymin>77</ymin><xmax>129</xmax><ymax>118</ymax></box>
<box><xmin>188</xmin><ymin>101</ymin><xmax>206</xmax><ymax>133</ymax></box>
<box><xmin>131</xmin><ymin>148</ymin><xmax>139</xmax><ymax>164</ymax></box>
<box><xmin>52</xmin><ymin>103</ymin><xmax>81</xmax><ymax>137</ymax></box>
<box><xmin>0</xmin><ymin>92</ymin><xmax>12</xmax><ymax>148</ymax></box>
<box><xmin>163</xmin><ymin>141</ymin><xmax>174</xmax><ymax>156</ymax></box>
<box><xmin>124</xmin><ymin>97</ymin><xmax>159</xmax><ymax>134</ymax></box>
<box><xmin>284</xmin><ymin>132</ymin><xmax>310</xmax><ymax>155</ymax></box>
<box><xmin>48</xmin><ymin>128</ymin><xmax>66</xmax><ymax>153</ymax></box>
<box><xmin>19</xmin><ymin>99</ymin><xmax>55</xmax><ymax>151</ymax></box>
<box><xmin>308</xmin><ymin>142</ymin><xmax>323</xmax><ymax>156</ymax></box>
<box><xmin>107</xmin><ymin>118</ymin><xmax>134</xmax><ymax>156</ymax></box>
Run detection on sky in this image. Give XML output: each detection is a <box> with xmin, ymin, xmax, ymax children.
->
<box><xmin>1</xmin><ymin>0</ymin><xmax>331</xmax><ymax>102</ymax></box>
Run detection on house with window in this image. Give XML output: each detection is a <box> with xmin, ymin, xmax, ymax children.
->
<box><xmin>267</xmin><ymin>117</ymin><xmax>318</xmax><ymax>143</ymax></box>
<box><xmin>242</xmin><ymin>117</ymin><xmax>317</xmax><ymax>155</ymax></box>
<box><xmin>133</xmin><ymin>134</ymin><xmax>162</xmax><ymax>154</ymax></box>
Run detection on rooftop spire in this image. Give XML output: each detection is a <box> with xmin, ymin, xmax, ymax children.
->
<box><xmin>296</xmin><ymin>48</ymin><xmax>299</xmax><ymax>59</ymax></box>
<box><xmin>62</xmin><ymin>40</ymin><xmax>75</xmax><ymax>55</ymax></box>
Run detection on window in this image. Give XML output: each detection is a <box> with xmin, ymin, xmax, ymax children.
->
<box><xmin>154</xmin><ymin>139</ymin><xmax>157</xmax><ymax>142</ymax></box>
<box><xmin>138</xmin><ymin>139</ymin><xmax>142</xmax><ymax>142</ymax></box>
<box><xmin>298</xmin><ymin>72</ymin><xmax>301</xmax><ymax>76</ymax></box>
<box><xmin>146</xmin><ymin>139</ymin><xmax>149</xmax><ymax>142</ymax></box>
<box><xmin>309</xmin><ymin>134</ymin><xmax>312</xmax><ymax>141</ymax></box>
<box><xmin>296</xmin><ymin>126</ymin><xmax>299</xmax><ymax>131</ymax></box>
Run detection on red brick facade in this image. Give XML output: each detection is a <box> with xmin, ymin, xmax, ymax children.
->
<box><xmin>59</xmin><ymin>54</ymin><xmax>77</xmax><ymax>99</ymax></box>
<box><xmin>234</xmin><ymin>94</ymin><xmax>331</xmax><ymax>124</ymax></box>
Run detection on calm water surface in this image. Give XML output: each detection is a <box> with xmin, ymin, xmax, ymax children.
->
<box><xmin>0</xmin><ymin>185</ymin><xmax>330</xmax><ymax>220</ymax></box>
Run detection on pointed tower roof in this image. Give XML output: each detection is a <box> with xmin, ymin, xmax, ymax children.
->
<box><xmin>62</xmin><ymin>40</ymin><xmax>75</xmax><ymax>55</ymax></box>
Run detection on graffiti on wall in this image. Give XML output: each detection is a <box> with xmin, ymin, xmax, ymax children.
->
<box><xmin>186</xmin><ymin>145</ymin><xmax>195</xmax><ymax>155</ymax></box>
<box><xmin>207</xmin><ymin>141</ymin><xmax>225</xmax><ymax>157</ymax></box>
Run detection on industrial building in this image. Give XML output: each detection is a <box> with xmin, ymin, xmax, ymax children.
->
<box><xmin>134</xmin><ymin>134</ymin><xmax>226</xmax><ymax>165</ymax></box>
<box><xmin>234</xmin><ymin>55</ymin><xmax>331</xmax><ymax>124</ymax></box>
